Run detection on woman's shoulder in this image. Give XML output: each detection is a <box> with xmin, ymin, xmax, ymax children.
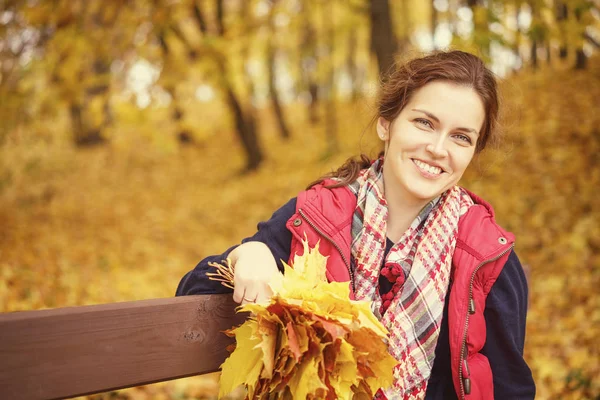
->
<box><xmin>297</xmin><ymin>180</ymin><xmax>357</xmax><ymax>214</ymax></box>
<box><xmin>456</xmin><ymin>187</ymin><xmax>515</xmax><ymax>262</ymax></box>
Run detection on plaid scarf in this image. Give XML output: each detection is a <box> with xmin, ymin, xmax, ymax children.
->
<box><xmin>348</xmin><ymin>159</ymin><xmax>473</xmax><ymax>399</ymax></box>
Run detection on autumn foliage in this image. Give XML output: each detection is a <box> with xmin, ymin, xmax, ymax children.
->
<box><xmin>216</xmin><ymin>241</ymin><xmax>395</xmax><ymax>399</ymax></box>
<box><xmin>1</xmin><ymin>40</ymin><xmax>599</xmax><ymax>400</ymax></box>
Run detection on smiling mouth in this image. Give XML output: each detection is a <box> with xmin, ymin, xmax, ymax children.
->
<box><xmin>412</xmin><ymin>159</ymin><xmax>444</xmax><ymax>175</ymax></box>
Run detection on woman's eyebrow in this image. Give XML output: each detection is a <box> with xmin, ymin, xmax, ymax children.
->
<box><xmin>412</xmin><ymin>108</ymin><xmax>479</xmax><ymax>136</ymax></box>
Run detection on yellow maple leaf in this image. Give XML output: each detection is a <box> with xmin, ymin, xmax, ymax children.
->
<box><xmin>286</xmin><ymin>357</ymin><xmax>327</xmax><ymax>399</ymax></box>
<box><xmin>218</xmin><ymin>320</ymin><xmax>264</xmax><ymax>398</ymax></box>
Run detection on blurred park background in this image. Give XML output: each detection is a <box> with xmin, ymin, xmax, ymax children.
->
<box><xmin>0</xmin><ymin>0</ymin><xmax>599</xmax><ymax>399</ymax></box>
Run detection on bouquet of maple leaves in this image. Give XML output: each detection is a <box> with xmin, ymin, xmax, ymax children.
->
<box><xmin>208</xmin><ymin>240</ymin><xmax>396</xmax><ymax>399</ymax></box>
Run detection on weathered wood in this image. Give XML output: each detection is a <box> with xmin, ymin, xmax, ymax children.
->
<box><xmin>0</xmin><ymin>294</ymin><xmax>246</xmax><ymax>400</ymax></box>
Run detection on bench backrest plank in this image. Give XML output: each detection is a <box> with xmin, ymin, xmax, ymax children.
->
<box><xmin>0</xmin><ymin>294</ymin><xmax>245</xmax><ymax>400</ymax></box>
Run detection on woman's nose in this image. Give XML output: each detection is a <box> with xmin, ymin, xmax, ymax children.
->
<box><xmin>426</xmin><ymin>138</ymin><xmax>449</xmax><ymax>158</ymax></box>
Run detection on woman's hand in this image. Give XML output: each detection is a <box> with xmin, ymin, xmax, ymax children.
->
<box><xmin>230</xmin><ymin>241</ymin><xmax>281</xmax><ymax>305</ymax></box>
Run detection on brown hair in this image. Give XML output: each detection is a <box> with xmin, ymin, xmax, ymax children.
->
<box><xmin>310</xmin><ymin>50</ymin><xmax>500</xmax><ymax>189</ymax></box>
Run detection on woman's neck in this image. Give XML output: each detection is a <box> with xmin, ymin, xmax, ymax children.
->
<box><xmin>383</xmin><ymin>182</ymin><xmax>429</xmax><ymax>243</ymax></box>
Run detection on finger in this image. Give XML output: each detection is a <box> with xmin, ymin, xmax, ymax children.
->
<box><xmin>232</xmin><ymin>284</ymin><xmax>245</xmax><ymax>304</ymax></box>
<box><xmin>233</xmin><ymin>266</ymin><xmax>253</xmax><ymax>303</ymax></box>
<box><xmin>241</xmin><ymin>298</ymin><xmax>255</xmax><ymax>305</ymax></box>
<box><xmin>254</xmin><ymin>284</ymin><xmax>274</xmax><ymax>304</ymax></box>
<box><xmin>241</xmin><ymin>290</ymin><xmax>258</xmax><ymax>305</ymax></box>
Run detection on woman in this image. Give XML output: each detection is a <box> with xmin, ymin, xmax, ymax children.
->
<box><xmin>177</xmin><ymin>51</ymin><xmax>535</xmax><ymax>399</ymax></box>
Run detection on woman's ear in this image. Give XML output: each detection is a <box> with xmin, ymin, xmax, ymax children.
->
<box><xmin>377</xmin><ymin>117</ymin><xmax>390</xmax><ymax>140</ymax></box>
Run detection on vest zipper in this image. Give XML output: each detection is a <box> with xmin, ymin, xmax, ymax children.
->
<box><xmin>458</xmin><ymin>244</ymin><xmax>514</xmax><ymax>399</ymax></box>
<box><xmin>297</xmin><ymin>208</ymin><xmax>356</xmax><ymax>293</ymax></box>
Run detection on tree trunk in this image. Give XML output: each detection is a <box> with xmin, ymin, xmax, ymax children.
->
<box><xmin>308</xmin><ymin>83</ymin><xmax>319</xmax><ymax>124</ymax></box>
<box><xmin>267</xmin><ymin>1</ymin><xmax>291</xmax><ymax>140</ymax></box>
<box><xmin>323</xmin><ymin>0</ymin><xmax>338</xmax><ymax>156</ymax></box>
<box><xmin>529</xmin><ymin>2</ymin><xmax>541</xmax><ymax>70</ymax></box>
<box><xmin>237</xmin><ymin>0</ymin><xmax>262</xmax><ymax>149</ymax></box>
<box><xmin>267</xmin><ymin>47</ymin><xmax>291</xmax><ymax>140</ymax></box>
<box><xmin>468</xmin><ymin>0</ymin><xmax>489</xmax><ymax>59</ymax></box>
<box><xmin>192</xmin><ymin>1</ymin><xmax>208</xmax><ymax>34</ymax></box>
<box><xmin>172</xmin><ymin>101</ymin><xmax>193</xmax><ymax>144</ymax></box>
<box><xmin>511</xmin><ymin>4</ymin><xmax>521</xmax><ymax>69</ymax></box>
<box><xmin>431</xmin><ymin>0</ymin><xmax>438</xmax><ymax>50</ymax></box>
<box><xmin>212</xmin><ymin>0</ymin><xmax>262</xmax><ymax>170</ymax></box>
<box><xmin>574</xmin><ymin>7</ymin><xmax>587</xmax><ymax>70</ymax></box>
<box><xmin>530</xmin><ymin>39</ymin><xmax>538</xmax><ymax>69</ymax></box>
<box><xmin>300</xmin><ymin>2</ymin><xmax>319</xmax><ymax>124</ymax></box>
<box><xmin>192</xmin><ymin>0</ymin><xmax>263</xmax><ymax>169</ymax></box>
<box><xmin>346</xmin><ymin>28</ymin><xmax>360</xmax><ymax>101</ymax></box>
<box><xmin>157</xmin><ymin>30</ymin><xmax>193</xmax><ymax>144</ymax></box>
<box><xmin>70</xmin><ymin>103</ymin><xmax>104</xmax><ymax>146</ymax></box>
<box><xmin>71</xmin><ymin>57</ymin><xmax>112</xmax><ymax>147</ymax></box>
<box><xmin>556</xmin><ymin>2</ymin><xmax>568</xmax><ymax>59</ymax></box>
<box><xmin>215</xmin><ymin>0</ymin><xmax>225</xmax><ymax>36</ymax></box>
<box><xmin>369</xmin><ymin>0</ymin><xmax>398</xmax><ymax>78</ymax></box>
<box><xmin>90</xmin><ymin>58</ymin><xmax>113</xmax><ymax>129</ymax></box>
<box><xmin>584</xmin><ymin>32</ymin><xmax>600</xmax><ymax>49</ymax></box>
<box><xmin>575</xmin><ymin>50</ymin><xmax>586</xmax><ymax>69</ymax></box>
<box><xmin>224</xmin><ymin>82</ymin><xmax>262</xmax><ymax>170</ymax></box>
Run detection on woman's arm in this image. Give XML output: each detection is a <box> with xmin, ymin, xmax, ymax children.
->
<box><xmin>482</xmin><ymin>250</ymin><xmax>536</xmax><ymax>399</ymax></box>
<box><xmin>175</xmin><ymin>198</ymin><xmax>296</xmax><ymax>298</ymax></box>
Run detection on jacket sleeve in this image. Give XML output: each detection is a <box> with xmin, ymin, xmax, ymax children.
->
<box><xmin>482</xmin><ymin>250</ymin><xmax>536</xmax><ymax>399</ymax></box>
<box><xmin>175</xmin><ymin>198</ymin><xmax>296</xmax><ymax>296</ymax></box>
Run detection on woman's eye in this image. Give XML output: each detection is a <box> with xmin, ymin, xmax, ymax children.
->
<box><xmin>454</xmin><ymin>134</ymin><xmax>472</xmax><ymax>144</ymax></box>
<box><xmin>415</xmin><ymin>118</ymin><xmax>433</xmax><ymax>129</ymax></box>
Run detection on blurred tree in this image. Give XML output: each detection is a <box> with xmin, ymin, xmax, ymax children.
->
<box><xmin>0</xmin><ymin>1</ymin><xmax>36</xmax><ymax>143</ymax></box>
<box><xmin>1</xmin><ymin>1</ymin><xmax>135</xmax><ymax>146</ymax></box>
<box><xmin>341</xmin><ymin>2</ymin><xmax>369</xmax><ymax>102</ymax></box>
<box><xmin>321</xmin><ymin>0</ymin><xmax>339</xmax><ymax>156</ymax></box>
<box><xmin>573</xmin><ymin>0</ymin><xmax>590</xmax><ymax>69</ymax></box>
<box><xmin>298</xmin><ymin>0</ymin><xmax>320</xmax><ymax>124</ymax></box>
<box><xmin>468</xmin><ymin>0</ymin><xmax>490</xmax><ymax>59</ymax></box>
<box><xmin>237</xmin><ymin>0</ymin><xmax>260</xmax><ymax>128</ymax></box>
<box><xmin>396</xmin><ymin>0</ymin><xmax>412</xmax><ymax>54</ymax></box>
<box><xmin>526</xmin><ymin>0</ymin><xmax>547</xmax><ymax>69</ymax></box>
<box><xmin>211</xmin><ymin>0</ymin><xmax>262</xmax><ymax>170</ymax></box>
<box><xmin>158</xmin><ymin>0</ymin><xmax>264</xmax><ymax>170</ymax></box>
<box><xmin>266</xmin><ymin>0</ymin><xmax>291</xmax><ymax>140</ymax></box>
<box><xmin>556</xmin><ymin>1</ymin><xmax>569</xmax><ymax>59</ymax></box>
<box><xmin>345</xmin><ymin>27</ymin><xmax>361</xmax><ymax>101</ymax></box>
<box><xmin>369</xmin><ymin>0</ymin><xmax>398</xmax><ymax>78</ymax></box>
<box><xmin>154</xmin><ymin>18</ymin><xmax>195</xmax><ymax>145</ymax></box>
<box><xmin>509</xmin><ymin>0</ymin><xmax>524</xmax><ymax>66</ymax></box>
<box><xmin>431</xmin><ymin>0</ymin><xmax>439</xmax><ymax>51</ymax></box>
<box><xmin>70</xmin><ymin>3</ymin><xmax>120</xmax><ymax>145</ymax></box>
<box><xmin>1</xmin><ymin>0</ymin><xmax>599</xmax><ymax>161</ymax></box>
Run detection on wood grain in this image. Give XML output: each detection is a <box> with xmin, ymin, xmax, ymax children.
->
<box><xmin>0</xmin><ymin>294</ymin><xmax>247</xmax><ymax>400</ymax></box>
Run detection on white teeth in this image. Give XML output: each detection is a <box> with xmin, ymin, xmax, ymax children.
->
<box><xmin>413</xmin><ymin>159</ymin><xmax>442</xmax><ymax>175</ymax></box>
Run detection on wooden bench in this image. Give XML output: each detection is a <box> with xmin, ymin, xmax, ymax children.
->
<box><xmin>0</xmin><ymin>294</ymin><xmax>245</xmax><ymax>400</ymax></box>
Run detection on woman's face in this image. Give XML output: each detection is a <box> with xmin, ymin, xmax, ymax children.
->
<box><xmin>377</xmin><ymin>80</ymin><xmax>485</xmax><ymax>207</ymax></box>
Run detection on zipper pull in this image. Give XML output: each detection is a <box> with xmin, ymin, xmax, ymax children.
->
<box><xmin>462</xmin><ymin>359</ymin><xmax>471</xmax><ymax>395</ymax></box>
<box><xmin>464</xmin><ymin>377</ymin><xmax>471</xmax><ymax>395</ymax></box>
<box><xmin>469</xmin><ymin>298</ymin><xmax>476</xmax><ymax>314</ymax></box>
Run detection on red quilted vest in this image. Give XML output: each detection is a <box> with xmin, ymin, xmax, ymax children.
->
<box><xmin>285</xmin><ymin>182</ymin><xmax>514</xmax><ymax>399</ymax></box>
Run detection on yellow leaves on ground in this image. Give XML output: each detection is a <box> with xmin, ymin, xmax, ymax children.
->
<box><xmin>218</xmin><ymin>241</ymin><xmax>396</xmax><ymax>399</ymax></box>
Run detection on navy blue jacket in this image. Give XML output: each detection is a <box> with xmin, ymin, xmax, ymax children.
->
<box><xmin>177</xmin><ymin>198</ymin><xmax>535</xmax><ymax>399</ymax></box>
